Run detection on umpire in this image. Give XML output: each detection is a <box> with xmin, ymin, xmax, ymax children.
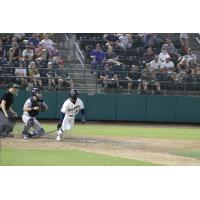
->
<box><xmin>0</xmin><ymin>84</ymin><xmax>19</xmax><ymax>138</ymax></box>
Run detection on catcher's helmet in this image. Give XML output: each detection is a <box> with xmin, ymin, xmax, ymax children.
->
<box><xmin>32</xmin><ymin>88</ymin><xmax>43</xmax><ymax>100</ymax></box>
<box><xmin>69</xmin><ymin>89</ymin><xmax>79</xmax><ymax>100</ymax></box>
<box><xmin>9</xmin><ymin>83</ymin><xmax>19</xmax><ymax>89</ymax></box>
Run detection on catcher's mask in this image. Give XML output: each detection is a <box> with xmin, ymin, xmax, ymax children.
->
<box><xmin>32</xmin><ymin>88</ymin><xmax>43</xmax><ymax>100</ymax></box>
<box><xmin>69</xmin><ymin>89</ymin><xmax>79</xmax><ymax>101</ymax></box>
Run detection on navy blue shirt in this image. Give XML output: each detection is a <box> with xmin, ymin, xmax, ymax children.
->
<box><xmin>90</xmin><ymin>50</ymin><xmax>105</xmax><ymax>62</ymax></box>
<box><xmin>28</xmin><ymin>37</ymin><xmax>39</xmax><ymax>48</ymax></box>
<box><xmin>106</xmin><ymin>34</ymin><xmax>119</xmax><ymax>43</ymax></box>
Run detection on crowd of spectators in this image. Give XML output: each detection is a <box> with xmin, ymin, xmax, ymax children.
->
<box><xmin>77</xmin><ymin>33</ymin><xmax>199</xmax><ymax>93</ymax></box>
<box><xmin>0</xmin><ymin>33</ymin><xmax>73</xmax><ymax>90</ymax></box>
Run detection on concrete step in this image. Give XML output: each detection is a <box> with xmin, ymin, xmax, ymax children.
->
<box><xmin>58</xmin><ymin>34</ymin><xmax>100</xmax><ymax>93</ymax></box>
<box><xmin>74</xmin><ymin>83</ymin><xmax>101</xmax><ymax>89</ymax></box>
<box><xmin>70</xmin><ymin>72</ymin><xmax>94</xmax><ymax>78</ymax></box>
<box><xmin>71</xmin><ymin>79</ymin><xmax>97</xmax><ymax>85</ymax></box>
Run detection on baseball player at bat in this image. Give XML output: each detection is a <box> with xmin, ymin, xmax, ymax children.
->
<box><xmin>56</xmin><ymin>89</ymin><xmax>85</xmax><ymax>141</ymax></box>
<box><xmin>22</xmin><ymin>88</ymin><xmax>48</xmax><ymax>139</ymax></box>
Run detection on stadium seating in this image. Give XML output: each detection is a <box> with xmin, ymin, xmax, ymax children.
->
<box><xmin>1</xmin><ymin>33</ymin><xmax>200</xmax><ymax>95</ymax></box>
<box><xmin>76</xmin><ymin>33</ymin><xmax>200</xmax><ymax>94</ymax></box>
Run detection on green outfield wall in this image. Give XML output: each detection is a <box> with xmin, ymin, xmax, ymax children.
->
<box><xmin>1</xmin><ymin>89</ymin><xmax>200</xmax><ymax>123</ymax></box>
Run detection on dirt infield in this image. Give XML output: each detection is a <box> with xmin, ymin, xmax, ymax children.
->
<box><xmin>2</xmin><ymin>134</ymin><xmax>200</xmax><ymax>165</ymax></box>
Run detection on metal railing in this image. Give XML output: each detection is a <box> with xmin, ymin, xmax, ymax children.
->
<box><xmin>74</xmin><ymin>42</ymin><xmax>85</xmax><ymax>69</ymax></box>
<box><xmin>64</xmin><ymin>34</ymin><xmax>85</xmax><ymax>69</ymax></box>
<box><xmin>1</xmin><ymin>66</ymin><xmax>200</xmax><ymax>95</ymax></box>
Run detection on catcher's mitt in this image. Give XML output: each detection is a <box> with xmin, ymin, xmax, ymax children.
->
<box><xmin>39</xmin><ymin>102</ymin><xmax>47</xmax><ymax>112</ymax></box>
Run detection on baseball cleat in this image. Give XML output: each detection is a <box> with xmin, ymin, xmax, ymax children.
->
<box><xmin>56</xmin><ymin>135</ymin><xmax>61</xmax><ymax>141</ymax></box>
<box><xmin>23</xmin><ymin>134</ymin><xmax>30</xmax><ymax>139</ymax></box>
<box><xmin>23</xmin><ymin>132</ymin><xmax>33</xmax><ymax>139</ymax></box>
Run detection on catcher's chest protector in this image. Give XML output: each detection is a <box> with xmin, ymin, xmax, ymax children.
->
<box><xmin>28</xmin><ymin>97</ymin><xmax>40</xmax><ymax>117</ymax></box>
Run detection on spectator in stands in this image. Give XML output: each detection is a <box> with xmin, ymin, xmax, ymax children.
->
<box><xmin>48</xmin><ymin>43</ymin><xmax>60</xmax><ymax>59</ymax></box>
<box><xmin>28</xmin><ymin>61</ymin><xmax>42</xmax><ymax>87</ymax></box>
<box><xmin>126</xmin><ymin>65</ymin><xmax>140</xmax><ymax>93</ymax></box>
<box><xmin>143</xmin><ymin>33</ymin><xmax>151</xmax><ymax>47</ymax></box>
<box><xmin>11</xmin><ymin>37</ymin><xmax>17</xmax><ymax>45</ymax></box>
<box><xmin>46</xmin><ymin>62</ymin><xmax>56</xmax><ymax>87</ymax></box>
<box><xmin>158</xmin><ymin>44</ymin><xmax>170</xmax><ymax>63</ymax></box>
<box><xmin>180</xmin><ymin>33</ymin><xmax>189</xmax><ymax>52</ymax></box>
<box><xmin>171</xmin><ymin>58</ymin><xmax>187</xmax><ymax>82</ymax></box>
<box><xmin>177</xmin><ymin>58</ymin><xmax>188</xmax><ymax>72</ymax></box>
<box><xmin>183</xmin><ymin>48</ymin><xmax>197</xmax><ymax>65</ymax></box>
<box><xmin>3</xmin><ymin>35</ymin><xmax>12</xmax><ymax>45</ymax></box>
<box><xmin>15</xmin><ymin>61</ymin><xmax>27</xmax><ymax>86</ymax></box>
<box><xmin>8</xmin><ymin>42</ymin><xmax>21</xmax><ymax>65</ymax></box>
<box><xmin>163</xmin><ymin>39</ymin><xmax>177</xmax><ymax>56</ymax></box>
<box><xmin>50</xmin><ymin>55</ymin><xmax>62</xmax><ymax>68</ymax></box>
<box><xmin>138</xmin><ymin>63</ymin><xmax>160</xmax><ymax>92</ymax></box>
<box><xmin>28</xmin><ymin>33</ymin><xmax>39</xmax><ymax>49</ymax></box>
<box><xmin>117</xmin><ymin>33</ymin><xmax>132</xmax><ymax>49</ymax></box>
<box><xmin>35</xmin><ymin>45</ymin><xmax>48</xmax><ymax>66</ymax></box>
<box><xmin>143</xmin><ymin>46</ymin><xmax>155</xmax><ymax>63</ymax></box>
<box><xmin>104</xmin><ymin>34</ymin><xmax>119</xmax><ymax>47</ymax></box>
<box><xmin>55</xmin><ymin>61</ymin><xmax>74</xmax><ymax>89</ymax></box>
<box><xmin>191</xmin><ymin>66</ymin><xmax>200</xmax><ymax>83</ymax></box>
<box><xmin>143</xmin><ymin>33</ymin><xmax>160</xmax><ymax>47</ymax></box>
<box><xmin>90</xmin><ymin>44</ymin><xmax>105</xmax><ymax>74</ymax></box>
<box><xmin>149</xmin><ymin>55</ymin><xmax>162</xmax><ymax>71</ymax></box>
<box><xmin>100</xmin><ymin>64</ymin><xmax>119</xmax><ymax>88</ymax></box>
<box><xmin>40</xmin><ymin>33</ymin><xmax>54</xmax><ymax>52</ymax></box>
<box><xmin>151</xmin><ymin>33</ymin><xmax>161</xmax><ymax>47</ymax></box>
<box><xmin>105</xmin><ymin>45</ymin><xmax>121</xmax><ymax>66</ymax></box>
<box><xmin>0</xmin><ymin>39</ymin><xmax>7</xmax><ymax>64</ymax></box>
<box><xmin>22</xmin><ymin>44</ymin><xmax>34</xmax><ymax>64</ymax></box>
<box><xmin>161</xmin><ymin>55</ymin><xmax>175</xmax><ymax>72</ymax></box>
<box><xmin>14</xmin><ymin>33</ymin><xmax>25</xmax><ymax>43</ymax></box>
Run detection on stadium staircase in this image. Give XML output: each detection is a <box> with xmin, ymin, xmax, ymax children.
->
<box><xmin>57</xmin><ymin>33</ymin><xmax>200</xmax><ymax>94</ymax></box>
<box><xmin>57</xmin><ymin>34</ymin><xmax>100</xmax><ymax>93</ymax></box>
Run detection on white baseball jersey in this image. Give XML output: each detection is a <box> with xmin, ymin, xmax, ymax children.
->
<box><xmin>57</xmin><ymin>98</ymin><xmax>84</xmax><ymax>135</ymax></box>
<box><xmin>61</xmin><ymin>98</ymin><xmax>84</xmax><ymax>116</ymax></box>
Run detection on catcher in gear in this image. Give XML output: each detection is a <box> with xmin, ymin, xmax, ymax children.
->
<box><xmin>56</xmin><ymin>89</ymin><xmax>86</xmax><ymax>141</ymax></box>
<box><xmin>22</xmin><ymin>88</ymin><xmax>48</xmax><ymax>139</ymax></box>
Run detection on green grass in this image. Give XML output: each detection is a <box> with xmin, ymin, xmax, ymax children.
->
<box><xmin>0</xmin><ymin>148</ymin><xmax>157</xmax><ymax>166</ymax></box>
<box><xmin>14</xmin><ymin>123</ymin><xmax>200</xmax><ymax>140</ymax></box>
<box><xmin>171</xmin><ymin>150</ymin><xmax>200</xmax><ymax>159</ymax></box>
<box><xmin>2</xmin><ymin>122</ymin><xmax>199</xmax><ymax>166</ymax></box>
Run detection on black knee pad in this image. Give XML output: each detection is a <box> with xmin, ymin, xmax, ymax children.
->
<box><xmin>27</xmin><ymin>118</ymin><xmax>34</xmax><ymax>127</ymax></box>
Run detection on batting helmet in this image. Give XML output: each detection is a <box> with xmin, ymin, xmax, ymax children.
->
<box><xmin>32</xmin><ymin>88</ymin><xmax>43</xmax><ymax>100</ymax></box>
<box><xmin>69</xmin><ymin>89</ymin><xmax>79</xmax><ymax>100</ymax></box>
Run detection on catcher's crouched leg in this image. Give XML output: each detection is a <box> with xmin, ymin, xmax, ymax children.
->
<box><xmin>22</xmin><ymin>118</ymin><xmax>34</xmax><ymax>139</ymax></box>
<box><xmin>32</xmin><ymin>128</ymin><xmax>45</xmax><ymax>138</ymax></box>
